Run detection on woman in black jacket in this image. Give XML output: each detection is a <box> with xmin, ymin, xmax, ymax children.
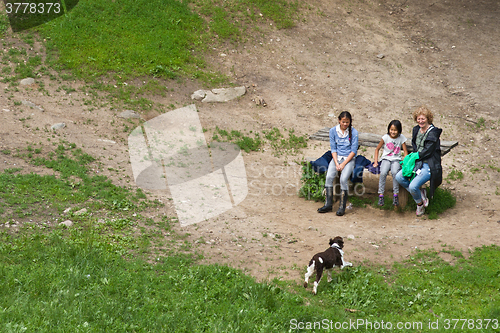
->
<box><xmin>395</xmin><ymin>106</ymin><xmax>442</xmax><ymax>216</ymax></box>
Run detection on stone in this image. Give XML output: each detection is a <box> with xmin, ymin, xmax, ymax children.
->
<box><xmin>51</xmin><ymin>123</ymin><xmax>66</xmax><ymax>131</ymax></box>
<box><xmin>22</xmin><ymin>100</ymin><xmax>44</xmax><ymax>112</ymax></box>
<box><xmin>192</xmin><ymin>86</ymin><xmax>246</xmax><ymax>103</ymax></box>
<box><xmin>20</xmin><ymin>78</ymin><xmax>35</xmax><ymax>85</ymax></box>
<box><xmin>191</xmin><ymin>90</ymin><xmax>207</xmax><ymax>101</ymax></box>
<box><xmin>60</xmin><ymin>220</ymin><xmax>73</xmax><ymax>227</ymax></box>
<box><xmin>118</xmin><ymin>110</ymin><xmax>140</xmax><ymax>119</ymax></box>
<box><xmin>74</xmin><ymin>208</ymin><xmax>87</xmax><ymax>215</ymax></box>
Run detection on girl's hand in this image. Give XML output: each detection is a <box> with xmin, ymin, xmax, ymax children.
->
<box><xmin>337</xmin><ymin>162</ymin><xmax>345</xmax><ymax>171</ymax></box>
<box><xmin>373</xmin><ymin>161</ymin><xmax>378</xmax><ymax>168</ymax></box>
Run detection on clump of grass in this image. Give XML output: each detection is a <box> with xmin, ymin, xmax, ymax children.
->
<box><xmin>212</xmin><ymin>126</ymin><xmax>262</xmax><ymax>153</ymax></box>
<box><xmin>349</xmin><ymin>194</ymin><xmax>374</xmax><ymax>208</ymax></box>
<box><xmin>298</xmin><ymin>163</ymin><xmax>325</xmax><ymax>202</ymax></box>
<box><xmin>212</xmin><ymin>126</ymin><xmax>307</xmax><ymax>155</ymax></box>
<box><xmin>476</xmin><ymin>116</ymin><xmax>486</xmax><ymax>129</ymax></box>
<box><xmin>405</xmin><ymin>187</ymin><xmax>456</xmax><ymax>219</ymax></box>
<box><xmin>262</xmin><ymin>127</ymin><xmax>308</xmax><ymax>156</ymax></box>
<box><xmin>446</xmin><ymin>169</ymin><xmax>464</xmax><ymax>182</ymax></box>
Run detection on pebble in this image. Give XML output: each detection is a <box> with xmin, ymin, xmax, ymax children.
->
<box><xmin>51</xmin><ymin>123</ymin><xmax>66</xmax><ymax>130</ymax></box>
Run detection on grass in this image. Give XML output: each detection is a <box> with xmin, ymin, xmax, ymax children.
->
<box><xmin>212</xmin><ymin>126</ymin><xmax>308</xmax><ymax>156</ymax></box>
<box><xmin>0</xmin><ymin>0</ymin><xmax>302</xmax><ymax>110</ymax></box>
<box><xmin>446</xmin><ymin>168</ymin><xmax>464</xmax><ymax>181</ymax></box>
<box><xmin>1</xmin><ymin>224</ymin><xmax>500</xmax><ymax>331</ymax></box>
<box><xmin>299</xmin><ymin>163</ymin><xmax>325</xmax><ymax>202</ymax></box>
<box><xmin>0</xmin><ymin>142</ymin><xmax>155</xmax><ymax>221</ymax></box>
<box><xmin>36</xmin><ymin>0</ymin><xmax>300</xmax><ymax>83</ymax></box>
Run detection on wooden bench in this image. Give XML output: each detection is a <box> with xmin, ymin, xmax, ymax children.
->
<box><xmin>308</xmin><ymin>128</ymin><xmax>459</xmax><ymax>208</ymax></box>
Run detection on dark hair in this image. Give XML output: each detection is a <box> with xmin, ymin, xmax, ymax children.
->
<box><xmin>387</xmin><ymin>119</ymin><xmax>402</xmax><ymax>136</ymax></box>
<box><xmin>338</xmin><ymin>111</ymin><xmax>352</xmax><ymax>140</ymax></box>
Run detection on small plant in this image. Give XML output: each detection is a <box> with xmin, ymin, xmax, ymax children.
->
<box><xmin>298</xmin><ymin>163</ymin><xmax>325</xmax><ymax>202</ymax></box>
<box><xmin>476</xmin><ymin>117</ymin><xmax>486</xmax><ymax>129</ymax></box>
<box><xmin>446</xmin><ymin>169</ymin><xmax>464</xmax><ymax>181</ymax></box>
<box><xmin>212</xmin><ymin>127</ymin><xmax>262</xmax><ymax>153</ymax></box>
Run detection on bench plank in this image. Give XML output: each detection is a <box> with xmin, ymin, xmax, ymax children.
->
<box><xmin>309</xmin><ymin>127</ymin><xmax>458</xmax><ymax>156</ymax></box>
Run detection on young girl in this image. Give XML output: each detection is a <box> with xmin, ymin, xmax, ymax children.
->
<box><xmin>373</xmin><ymin>120</ymin><xmax>408</xmax><ymax>206</ymax></box>
<box><xmin>318</xmin><ymin>111</ymin><xmax>359</xmax><ymax>216</ymax></box>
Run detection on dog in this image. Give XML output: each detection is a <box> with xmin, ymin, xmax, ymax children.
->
<box><xmin>304</xmin><ymin>236</ymin><xmax>352</xmax><ymax>294</ymax></box>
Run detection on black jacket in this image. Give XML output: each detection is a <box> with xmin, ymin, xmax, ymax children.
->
<box><xmin>412</xmin><ymin>125</ymin><xmax>442</xmax><ymax>198</ymax></box>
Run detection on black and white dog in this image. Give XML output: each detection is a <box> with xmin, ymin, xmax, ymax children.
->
<box><xmin>304</xmin><ymin>236</ymin><xmax>352</xmax><ymax>294</ymax></box>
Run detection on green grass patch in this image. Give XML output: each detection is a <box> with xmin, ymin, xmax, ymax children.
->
<box><xmin>212</xmin><ymin>127</ymin><xmax>307</xmax><ymax>156</ymax></box>
<box><xmin>404</xmin><ymin>187</ymin><xmax>456</xmax><ymax>219</ymax></box>
<box><xmin>1</xmin><ymin>227</ymin><xmax>500</xmax><ymax>331</ymax></box>
<box><xmin>40</xmin><ymin>0</ymin><xmax>206</xmax><ymax>80</ymax></box>
<box><xmin>0</xmin><ymin>143</ymin><xmax>156</xmax><ymax>221</ymax></box>
<box><xmin>299</xmin><ymin>163</ymin><xmax>325</xmax><ymax>202</ymax></box>
<box><xmin>38</xmin><ymin>0</ymin><xmax>301</xmax><ymax>82</ymax></box>
<box><xmin>446</xmin><ymin>169</ymin><xmax>464</xmax><ymax>181</ymax></box>
<box><xmin>212</xmin><ymin>126</ymin><xmax>263</xmax><ymax>153</ymax></box>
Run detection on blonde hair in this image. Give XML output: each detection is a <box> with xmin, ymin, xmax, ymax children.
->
<box><xmin>413</xmin><ymin>105</ymin><xmax>434</xmax><ymax>124</ymax></box>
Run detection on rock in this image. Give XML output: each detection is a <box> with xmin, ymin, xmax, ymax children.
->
<box><xmin>63</xmin><ymin>207</ymin><xmax>71</xmax><ymax>214</ymax></box>
<box><xmin>191</xmin><ymin>90</ymin><xmax>207</xmax><ymax>101</ymax></box>
<box><xmin>60</xmin><ymin>220</ymin><xmax>73</xmax><ymax>227</ymax></box>
<box><xmin>51</xmin><ymin>123</ymin><xmax>66</xmax><ymax>131</ymax></box>
<box><xmin>118</xmin><ymin>110</ymin><xmax>140</xmax><ymax>119</ymax></box>
<box><xmin>74</xmin><ymin>208</ymin><xmax>87</xmax><ymax>215</ymax></box>
<box><xmin>22</xmin><ymin>100</ymin><xmax>44</xmax><ymax>112</ymax></box>
<box><xmin>192</xmin><ymin>86</ymin><xmax>246</xmax><ymax>103</ymax></box>
<box><xmin>20</xmin><ymin>78</ymin><xmax>35</xmax><ymax>85</ymax></box>
<box><xmin>98</xmin><ymin>139</ymin><xmax>116</xmax><ymax>144</ymax></box>
<box><xmin>347</xmin><ymin>234</ymin><xmax>355</xmax><ymax>240</ymax></box>
<box><xmin>377</xmin><ymin>53</ymin><xmax>385</xmax><ymax>59</ymax></box>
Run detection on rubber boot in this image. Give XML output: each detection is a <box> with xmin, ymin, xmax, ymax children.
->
<box><xmin>317</xmin><ymin>187</ymin><xmax>333</xmax><ymax>213</ymax></box>
<box><xmin>336</xmin><ymin>190</ymin><xmax>348</xmax><ymax>216</ymax></box>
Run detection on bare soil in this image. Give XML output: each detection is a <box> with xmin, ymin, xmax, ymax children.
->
<box><xmin>1</xmin><ymin>0</ymin><xmax>499</xmax><ymax>282</ymax></box>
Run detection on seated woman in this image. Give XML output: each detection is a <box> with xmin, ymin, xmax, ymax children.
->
<box><xmin>395</xmin><ymin>106</ymin><xmax>443</xmax><ymax>216</ymax></box>
<box><xmin>317</xmin><ymin>111</ymin><xmax>358</xmax><ymax>216</ymax></box>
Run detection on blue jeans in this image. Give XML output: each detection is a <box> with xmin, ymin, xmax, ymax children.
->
<box><xmin>395</xmin><ymin>163</ymin><xmax>431</xmax><ymax>204</ymax></box>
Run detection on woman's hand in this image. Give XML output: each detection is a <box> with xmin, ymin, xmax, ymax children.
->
<box><xmin>336</xmin><ymin>162</ymin><xmax>345</xmax><ymax>171</ymax></box>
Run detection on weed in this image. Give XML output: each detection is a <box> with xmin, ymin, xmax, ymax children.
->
<box><xmin>446</xmin><ymin>169</ymin><xmax>464</xmax><ymax>181</ymax></box>
<box><xmin>212</xmin><ymin>126</ymin><xmax>262</xmax><ymax>153</ymax></box>
<box><xmin>298</xmin><ymin>163</ymin><xmax>325</xmax><ymax>202</ymax></box>
<box><xmin>476</xmin><ymin>117</ymin><xmax>486</xmax><ymax>129</ymax></box>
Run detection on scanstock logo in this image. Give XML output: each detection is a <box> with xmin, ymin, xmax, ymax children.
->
<box><xmin>128</xmin><ymin>105</ymin><xmax>248</xmax><ymax>227</ymax></box>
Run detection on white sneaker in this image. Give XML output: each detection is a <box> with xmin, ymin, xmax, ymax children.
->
<box><xmin>416</xmin><ymin>204</ymin><xmax>425</xmax><ymax>216</ymax></box>
<box><xmin>421</xmin><ymin>188</ymin><xmax>429</xmax><ymax>207</ymax></box>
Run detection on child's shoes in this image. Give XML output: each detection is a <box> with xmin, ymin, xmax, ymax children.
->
<box><xmin>393</xmin><ymin>194</ymin><xmax>399</xmax><ymax>206</ymax></box>
<box><xmin>378</xmin><ymin>195</ymin><xmax>384</xmax><ymax>206</ymax></box>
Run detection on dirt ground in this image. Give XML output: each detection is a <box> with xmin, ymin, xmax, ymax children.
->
<box><xmin>0</xmin><ymin>0</ymin><xmax>499</xmax><ymax>282</ymax></box>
